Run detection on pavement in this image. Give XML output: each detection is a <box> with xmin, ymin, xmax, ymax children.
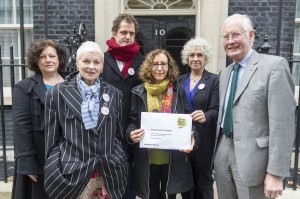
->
<box><xmin>0</xmin><ymin>180</ymin><xmax>299</xmax><ymax>199</ymax></box>
<box><xmin>0</xmin><ymin>151</ymin><xmax>299</xmax><ymax>199</ymax></box>
<box><xmin>0</xmin><ymin>181</ymin><xmax>13</xmax><ymax>199</ymax></box>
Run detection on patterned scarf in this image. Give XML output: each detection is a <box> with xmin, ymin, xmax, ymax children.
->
<box><xmin>144</xmin><ymin>79</ymin><xmax>173</xmax><ymax>113</ymax></box>
<box><xmin>106</xmin><ymin>37</ymin><xmax>140</xmax><ymax>78</ymax></box>
<box><xmin>145</xmin><ymin>79</ymin><xmax>173</xmax><ymax>165</ymax></box>
<box><xmin>78</xmin><ymin>75</ymin><xmax>100</xmax><ymax>130</ymax></box>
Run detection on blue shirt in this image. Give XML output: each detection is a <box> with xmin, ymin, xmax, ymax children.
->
<box><xmin>45</xmin><ymin>84</ymin><xmax>53</xmax><ymax>90</ymax></box>
<box><xmin>183</xmin><ymin>73</ymin><xmax>203</xmax><ymax>111</ymax></box>
<box><xmin>221</xmin><ymin>49</ymin><xmax>253</xmax><ymax>128</ymax></box>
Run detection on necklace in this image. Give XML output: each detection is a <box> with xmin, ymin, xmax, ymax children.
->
<box><xmin>191</xmin><ymin>73</ymin><xmax>202</xmax><ymax>83</ymax></box>
<box><xmin>191</xmin><ymin>77</ymin><xmax>201</xmax><ymax>83</ymax></box>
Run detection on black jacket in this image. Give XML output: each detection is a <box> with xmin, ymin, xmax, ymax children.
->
<box><xmin>126</xmin><ymin>82</ymin><xmax>197</xmax><ymax>199</ymax></box>
<box><xmin>101</xmin><ymin>51</ymin><xmax>144</xmax><ymax>160</ymax></box>
<box><xmin>178</xmin><ymin>70</ymin><xmax>219</xmax><ymax>167</ymax></box>
<box><xmin>12</xmin><ymin>73</ymin><xmax>66</xmax><ymax>199</ymax></box>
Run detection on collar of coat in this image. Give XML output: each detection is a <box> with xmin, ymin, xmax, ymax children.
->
<box><xmin>57</xmin><ymin>71</ymin><xmax>117</xmax><ymax>130</ymax></box>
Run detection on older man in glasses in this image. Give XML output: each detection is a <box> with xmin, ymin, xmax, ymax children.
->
<box><xmin>213</xmin><ymin>14</ymin><xmax>296</xmax><ymax>199</ymax></box>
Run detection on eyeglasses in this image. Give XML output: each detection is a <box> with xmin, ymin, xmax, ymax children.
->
<box><xmin>221</xmin><ymin>31</ymin><xmax>245</xmax><ymax>41</ymax></box>
<box><xmin>152</xmin><ymin>63</ymin><xmax>168</xmax><ymax>69</ymax></box>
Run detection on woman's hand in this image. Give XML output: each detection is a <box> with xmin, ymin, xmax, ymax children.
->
<box><xmin>130</xmin><ymin>129</ymin><xmax>145</xmax><ymax>143</ymax></box>
<box><xmin>191</xmin><ymin>110</ymin><xmax>206</xmax><ymax>124</ymax></box>
<box><xmin>180</xmin><ymin>132</ymin><xmax>195</xmax><ymax>153</ymax></box>
<box><xmin>28</xmin><ymin>174</ymin><xmax>38</xmax><ymax>182</ymax></box>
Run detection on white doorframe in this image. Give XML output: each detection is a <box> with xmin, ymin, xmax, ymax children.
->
<box><xmin>94</xmin><ymin>0</ymin><xmax>228</xmax><ymax>73</ymax></box>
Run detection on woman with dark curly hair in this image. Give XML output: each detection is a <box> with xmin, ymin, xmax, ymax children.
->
<box><xmin>12</xmin><ymin>39</ymin><xmax>66</xmax><ymax>199</ymax></box>
<box><xmin>126</xmin><ymin>49</ymin><xmax>196</xmax><ymax>199</ymax></box>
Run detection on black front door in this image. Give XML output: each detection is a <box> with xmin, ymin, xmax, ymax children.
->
<box><xmin>135</xmin><ymin>16</ymin><xmax>195</xmax><ymax>74</ymax></box>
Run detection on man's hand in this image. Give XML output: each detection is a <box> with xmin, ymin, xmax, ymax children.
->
<box><xmin>264</xmin><ymin>173</ymin><xmax>283</xmax><ymax>198</ymax></box>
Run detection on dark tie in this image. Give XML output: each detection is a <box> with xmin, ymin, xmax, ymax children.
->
<box><xmin>223</xmin><ymin>63</ymin><xmax>240</xmax><ymax>138</ymax></box>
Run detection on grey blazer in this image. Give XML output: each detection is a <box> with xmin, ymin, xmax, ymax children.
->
<box><xmin>44</xmin><ymin>72</ymin><xmax>128</xmax><ymax>199</ymax></box>
<box><xmin>214</xmin><ymin>50</ymin><xmax>296</xmax><ymax>186</ymax></box>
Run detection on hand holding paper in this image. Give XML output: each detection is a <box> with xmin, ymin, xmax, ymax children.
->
<box><xmin>130</xmin><ymin>128</ymin><xmax>144</xmax><ymax>143</ymax></box>
<box><xmin>180</xmin><ymin>132</ymin><xmax>195</xmax><ymax>153</ymax></box>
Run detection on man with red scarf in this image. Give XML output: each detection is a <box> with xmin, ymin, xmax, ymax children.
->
<box><xmin>101</xmin><ymin>13</ymin><xmax>144</xmax><ymax>199</ymax></box>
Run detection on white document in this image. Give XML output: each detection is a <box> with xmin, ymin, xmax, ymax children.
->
<box><xmin>140</xmin><ymin>112</ymin><xmax>192</xmax><ymax>150</ymax></box>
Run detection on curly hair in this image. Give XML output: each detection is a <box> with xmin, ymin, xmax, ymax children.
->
<box><xmin>27</xmin><ymin>39</ymin><xmax>66</xmax><ymax>73</ymax></box>
<box><xmin>139</xmin><ymin>49</ymin><xmax>179</xmax><ymax>84</ymax></box>
<box><xmin>111</xmin><ymin>13</ymin><xmax>139</xmax><ymax>33</ymax></box>
<box><xmin>181</xmin><ymin>37</ymin><xmax>212</xmax><ymax>66</ymax></box>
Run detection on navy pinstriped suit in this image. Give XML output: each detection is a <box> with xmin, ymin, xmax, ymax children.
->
<box><xmin>44</xmin><ymin>72</ymin><xmax>128</xmax><ymax>199</ymax></box>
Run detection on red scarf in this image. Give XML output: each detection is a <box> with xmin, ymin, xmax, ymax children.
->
<box><xmin>162</xmin><ymin>83</ymin><xmax>173</xmax><ymax>113</ymax></box>
<box><xmin>106</xmin><ymin>37</ymin><xmax>140</xmax><ymax>78</ymax></box>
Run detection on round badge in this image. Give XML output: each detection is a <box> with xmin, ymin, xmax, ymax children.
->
<box><xmin>198</xmin><ymin>83</ymin><xmax>205</xmax><ymax>90</ymax></box>
<box><xmin>103</xmin><ymin>93</ymin><xmax>110</xmax><ymax>102</ymax></box>
<box><xmin>101</xmin><ymin>106</ymin><xmax>109</xmax><ymax>115</ymax></box>
<box><xmin>128</xmin><ymin>68</ymin><xmax>135</xmax><ymax>75</ymax></box>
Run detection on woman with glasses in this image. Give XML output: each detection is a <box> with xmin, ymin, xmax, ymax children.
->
<box><xmin>126</xmin><ymin>49</ymin><xmax>196</xmax><ymax>199</ymax></box>
<box><xmin>178</xmin><ymin>37</ymin><xmax>219</xmax><ymax>199</ymax></box>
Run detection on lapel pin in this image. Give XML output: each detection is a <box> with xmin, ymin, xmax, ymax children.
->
<box><xmin>103</xmin><ymin>93</ymin><xmax>110</xmax><ymax>102</ymax></box>
<box><xmin>128</xmin><ymin>68</ymin><xmax>135</xmax><ymax>75</ymax></box>
<box><xmin>198</xmin><ymin>83</ymin><xmax>205</xmax><ymax>90</ymax></box>
<box><xmin>101</xmin><ymin>106</ymin><xmax>109</xmax><ymax>115</ymax></box>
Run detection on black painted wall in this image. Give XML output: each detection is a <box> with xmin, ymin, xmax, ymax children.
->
<box><xmin>33</xmin><ymin>0</ymin><xmax>95</xmax><ymax>42</ymax></box>
<box><xmin>228</xmin><ymin>0</ymin><xmax>296</xmax><ymax>60</ymax></box>
<box><xmin>32</xmin><ymin>0</ymin><xmax>296</xmax><ymax>60</ymax></box>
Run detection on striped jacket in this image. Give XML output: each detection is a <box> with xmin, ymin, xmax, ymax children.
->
<box><xmin>44</xmin><ymin>72</ymin><xmax>128</xmax><ymax>199</ymax></box>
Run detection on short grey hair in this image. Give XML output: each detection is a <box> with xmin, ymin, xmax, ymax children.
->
<box><xmin>222</xmin><ymin>14</ymin><xmax>254</xmax><ymax>35</ymax></box>
<box><xmin>222</xmin><ymin>14</ymin><xmax>255</xmax><ymax>46</ymax></box>
<box><xmin>181</xmin><ymin>37</ymin><xmax>212</xmax><ymax>66</ymax></box>
<box><xmin>76</xmin><ymin>41</ymin><xmax>104</xmax><ymax>62</ymax></box>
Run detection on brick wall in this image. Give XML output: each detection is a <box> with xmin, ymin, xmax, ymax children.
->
<box><xmin>228</xmin><ymin>0</ymin><xmax>296</xmax><ymax>60</ymax></box>
<box><xmin>33</xmin><ymin>0</ymin><xmax>95</xmax><ymax>42</ymax></box>
<box><xmin>32</xmin><ymin>0</ymin><xmax>296</xmax><ymax>60</ymax></box>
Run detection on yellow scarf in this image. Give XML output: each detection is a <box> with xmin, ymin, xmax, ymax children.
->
<box><xmin>144</xmin><ymin>79</ymin><xmax>170</xmax><ymax>112</ymax></box>
<box><xmin>145</xmin><ymin>79</ymin><xmax>173</xmax><ymax>165</ymax></box>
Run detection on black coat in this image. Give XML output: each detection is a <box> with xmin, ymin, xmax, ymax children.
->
<box><xmin>126</xmin><ymin>82</ymin><xmax>197</xmax><ymax>199</ymax></box>
<box><xmin>178</xmin><ymin>70</ymin><xmax>219</xmax><ymax>167</ymax></box>
<box><xmin>101</xmin><ymin>51</ymin><xmax>144</xmax><ymax>160</ymax></box>
<box><xmin>12</xmin><ymin>74</ymin><xmax>50</xmax><ymax>199</ymax></box>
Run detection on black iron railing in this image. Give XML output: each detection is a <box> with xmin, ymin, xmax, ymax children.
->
<box><xmin>0</xmin><ymin>44</ymin><xmax>76</xmax><ymax>183</ymax></box>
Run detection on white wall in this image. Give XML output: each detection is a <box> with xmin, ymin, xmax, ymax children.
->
<box><xmin>197</xmin><ymin>0</ymin><xmax>228</xmax><ymax>73</ymax></box>
<box><xmin>95</xmin><ymin>0</ymin><xmax>121</xmax><ymax>53</ymax></box>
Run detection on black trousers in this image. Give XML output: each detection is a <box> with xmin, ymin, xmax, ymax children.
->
<box><xmin>149</xmin><ymin>164</ymin><xmax>192</xmax><ymax>199</ymax></box>
<box><xmin>192</xmin><ymin>166</ymin><xmax>214</xmax><ymax>199</ymax></box>
<box><xmin>149</xmin><ymin>164</ymin><xmax>172</xmax><ymax>199</ymax></box>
